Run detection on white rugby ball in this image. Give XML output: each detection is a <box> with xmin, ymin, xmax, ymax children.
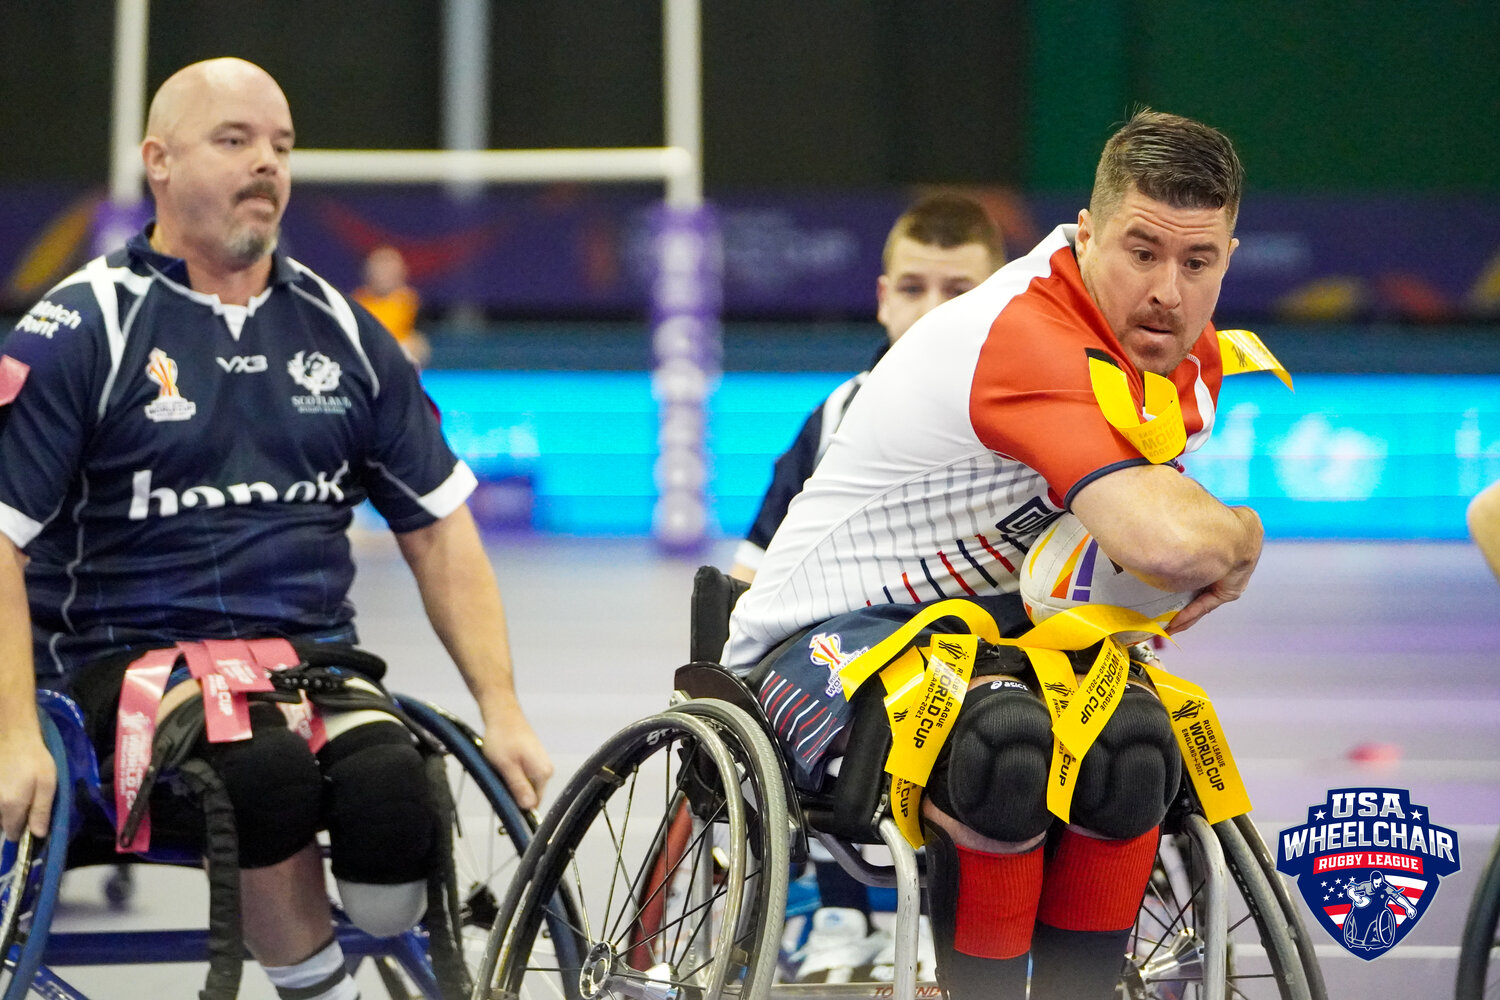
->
<box><xmin>1019</xmin><ymin>513</ymin><xmax>1195</xmax><ymax>635</ymax></box>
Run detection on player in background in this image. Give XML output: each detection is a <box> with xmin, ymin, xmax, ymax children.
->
<box><xmin>731</xmin><ymin>195</ymin><xmax>1004</xmax><ymax>983</ymax></box>
<box><xmin>353</xmin><ymin>245</ymin><xmax>431</xmax><ymax>368</ymax></box>
<box><xmin>731</xmin><ymin>195</ymin><xmax>1005</xmax><ymax>583</ymax></box>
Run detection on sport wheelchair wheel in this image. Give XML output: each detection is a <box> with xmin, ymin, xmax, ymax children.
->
<box><xmin>475</xmin><ymin>704</ymin><xmax>791</xmax><ymax>1000</ymax></box>
<box><xmin>367</xmin><ymin>697</ymin><xmax>583</xmax><ymax>999</ymax></box>
<box><xmin>1124</xmin><ymin>814</ymin><xmax>1325</xmax><ymax>1000</ymax></box>
<box><xmin>1</xmin><ymin>712</ymin><xmax>73</xmax><ymax>1000</ymax></box>
<box><xmin>1456</xmin><ymin>833</ymin><xmax>1500</xmax><ymax>999</ymax></box>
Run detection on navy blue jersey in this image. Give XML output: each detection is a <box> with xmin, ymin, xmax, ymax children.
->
<box><xmin>0</xmin><ymin>228</ymin><xmax>475</xmax><ymax>677</ymax></box>
<box><xmin>732</xmin><ymin>343</ymin><xmax>887</xmax><ymax>572</ymax></box>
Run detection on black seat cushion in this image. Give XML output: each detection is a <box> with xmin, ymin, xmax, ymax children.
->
<box><xmin>688</xmin><ymin>565</ymin><xmax>752</xmax><ymax>664</ymax></box>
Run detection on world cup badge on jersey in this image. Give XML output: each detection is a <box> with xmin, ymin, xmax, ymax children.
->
<box><xmin>143</xmin><ymin>348</ymin><xmax>197</xmax><ymax>422</ymax></box>
<box><xmin>1275</xmin><ymin>787</ymin><xmax>1460</xmax><ymax>960</ymax></box>
<box><xmin>807</xmin><ymin>632</ymin><xmax>869</xmax><ymax>697</ymax></box>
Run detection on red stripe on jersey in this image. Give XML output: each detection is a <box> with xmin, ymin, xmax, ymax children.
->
<box><xmin>937</xmin><ymin>550</ymin><xmax>979</xmax><ymax>597</ymax></box>
<box><xmin>974</xmin><ymin>533</ymin><xmax>1017</xmax><ymax>573</ymax></box>
<box><xmin>901</xmin><ymin>572</ymin><xmax>921</xmax><ymax>602</ymax></box>
<box><xmin>780</xmin><ymin>694</ymin><xmax>810</xmax><ymax>732</ymax></box>
<box><xmin>796</xmin><ymin>706</ymin><xmax>828</xmax><ymax>734</ymax></box>
<box><xmin>763</xmin><ymin>681</ymin><xmax>794</xmax><ymax>717</ymax></box>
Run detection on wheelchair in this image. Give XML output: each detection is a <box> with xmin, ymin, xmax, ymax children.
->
<box><xmin>1456</xmin><ymin>832</ymin><xmax>1500</xmax><ymax>999</ymax></box>
<box><xmin>0</xmin><ymin>670</ymin><xmax>580</xmax><ymax>1000</ymax></box>
<box><xmin>472</xmin><ymin>567</ymin><xmax>1327</xmax><ymax>1000</ymax></box>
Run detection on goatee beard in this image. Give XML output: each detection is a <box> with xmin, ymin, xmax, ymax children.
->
<box><xmin>225</xmin><ymin>226</ymin><xmax>278</xmax><ymax>267</ymax></box>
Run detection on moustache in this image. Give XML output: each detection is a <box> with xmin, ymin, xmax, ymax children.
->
<box><xmin>236</xmin><ymin>182</ymin><xmax>280</xmax><ymax>207</ymax></box>
<box><xmin>1132</xmin><ymin>312</ymin><xmax>1180</xmax><ymax>333</ymax></box>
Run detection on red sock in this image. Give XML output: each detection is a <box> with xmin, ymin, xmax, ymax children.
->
<box><xmin>953</xmin><ymin>843</ymin><xmax>1044</xmax><ymax>959</ymax></box>
<box><xmin>1037</xmin><ymin>826</ymin><xmax>1159</xmax><ymax>932</ymax></box>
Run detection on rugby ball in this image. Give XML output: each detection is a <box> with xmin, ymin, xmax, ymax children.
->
<box><xmin>1019</xmin><ymin>513</ymin><xmax>1195</xmax><ymax>635</ymax></box>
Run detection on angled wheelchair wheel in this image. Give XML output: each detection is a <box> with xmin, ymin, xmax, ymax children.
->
<box><xmin>1456</xmin><ymin>834</ymin><xmax>1500</xmax><ymax>1000</ymax></box>
<box><xmin>1123</xmin><ymin>814</ymin><xmax>1325</xmax><ymax>1000</ymax></box>
<box><xmin>625</xmin><ymin>700</ymin><xmax>794</xmax><ymax>983</ymax></box>
<box><xmin>369</xmin><ymin>697</ymin><xmax>582</xmax><ymax>1000</ymax></box>
<box><xmin>1</xmin><ymin>713</ymin><xmax>73</xmax><ymax>1000</ymax></box>
<box><xmin>475</xmin><ymin>706</ymin><xmax>790</xmax><ymax>1000</ymax></box>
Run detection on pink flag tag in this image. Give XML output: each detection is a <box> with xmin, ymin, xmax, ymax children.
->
<box><xmin>246</xmin><ymin>638</ymin><xmax>328</xmax><ymax>752</ymax></box>
<box><xmin>114</xmin><ymin>649</ymin><xmax>177</xmax><ymax>852</ymax></box>
<box><xmin>201</xmin><ymin>639</ymin><xmax>275</xmax><ymax>692</ymax></box>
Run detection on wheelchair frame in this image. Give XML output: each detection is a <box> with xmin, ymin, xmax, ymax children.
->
<box><xmin>1</xmin><ymin>688</ymin><xmax>580</xmax><ymax>1000</ymax></box>
<box><xmin>468</xmin><ymin>568</ymin><xmax>1328</xmax><ymax>1000</ymax></box>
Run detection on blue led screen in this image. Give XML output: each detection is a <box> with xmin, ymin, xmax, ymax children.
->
<box><xmin>423</xmin><ymin>371</ymin><xmax>1500</xmax><ymax>540</ymax></box>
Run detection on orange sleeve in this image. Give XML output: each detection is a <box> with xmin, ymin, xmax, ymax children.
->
<box><xmin>968</xmin><ymin>290</ymin><xmax>1147</xmax><ymax>505</ymax></box>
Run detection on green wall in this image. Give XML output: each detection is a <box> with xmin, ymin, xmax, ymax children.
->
<box><xmin>1028</xmin><ymin>1</ymin><xmax>1500</xmax><ymax>191</ymax></box>
<box><xmin>3</xmin><ymin>1</ymin><xmax>1494</xmax><ymax>192</ymax></box>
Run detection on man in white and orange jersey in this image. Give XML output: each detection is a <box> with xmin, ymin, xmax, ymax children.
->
<box><xmin>725</xmin><ymin>110</ymin><xmax>1261</xmax><ymax>1000</ymax></box>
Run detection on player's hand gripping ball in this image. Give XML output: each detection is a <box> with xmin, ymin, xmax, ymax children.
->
<box><xmin>1019</xmin><ymin>513</ymin><xmax>1196</xmax><ymax>639</ymax></box>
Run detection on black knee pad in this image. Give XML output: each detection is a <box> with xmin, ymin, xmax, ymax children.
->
<box><xmin>925</xmin><ymin>678</ymin><xmax>1053</xmax><ymax>843</ymax></box>
<box><xmin>197</xmin><ymin>703</ymin><xmax>323</xmax><ymax>869</ymax></box>
<box><xmin>319</xmin><ymin>721</ymin><xmax>436</xmax><ymax>885</ymax></box>
<box><xmin>1069</xmin><ymin>686</ymin><xmax>1181</xmax><ymax>839</ymax></box>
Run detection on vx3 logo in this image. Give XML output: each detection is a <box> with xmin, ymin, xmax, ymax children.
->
<box><xmin>216</xmin><ymin>355</ymin><xmax>268</xmax><ymax>373</ymax></box>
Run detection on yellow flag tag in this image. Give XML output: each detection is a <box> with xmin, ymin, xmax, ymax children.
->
<box><xmin>839</xmin><ymin>600</ymin><xmax>1000</xmax><ymax>698</ymax></box>
<box><xmin>883</xmin><ymin>634</ymin><xmax>976</xmax><ymax>847</ymax></box>
<box><xmin>1050</xmin><ymin>639</ymin><xmax>1131</xmax><ymax>761</ymax></box>
<box><xmin>1088</xmin><ymin>355</ymin><xmax>1185</xmax><ymax>464</ymax></box>
<box><xmin>1013</xmin><ymin>603</ymin><xmax>1171</xmax><ymax>651</ymax></box>
<box><xmin>1217</xmin><ymin>329</ymin><xmax>1293</xmax><ymax>391</ymax></box>
<box><xmin>993</xmin><ymin>604</ymin><xmax>1165</xmax><ymax>824</ymax></box>
<box><xmin>1024</xmin><ymin>647</ymin><xmax>1083</xmax><ymax>823</ymax></box>
<box><xmin>1143</xmin><ymin>663</ymin><xmax>1252</xmax><ymax>823</ymax></box>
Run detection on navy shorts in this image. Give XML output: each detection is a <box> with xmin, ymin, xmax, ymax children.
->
<box><xmin>749</xmin><ymin>595</ymin><xmax>1028</xmax><ymax>789</ymax></box>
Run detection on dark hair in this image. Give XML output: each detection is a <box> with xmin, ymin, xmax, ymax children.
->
<box><xmin>1089</xmin><ymin>109</ymin><xmax>1244</xmax><ymax>230</ymax></box>
<box><xmin>883</xmin><ymin>193</ymin><xmax>1006</xmax><ymax>272</ymax></box>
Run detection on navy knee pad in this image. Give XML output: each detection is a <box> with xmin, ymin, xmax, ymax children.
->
<box><xmin>197</xmin><ymin>703</ymin><xmax>322</xmax><ymax>869</ymax></box>
<box><xmin>925</xmin><ymin>678</ymin><xmax>1053</xmax><ymax>843</ymax></box>
<box><xmin>1069</xmin><ymin>687</ymin><xmax>1181</xmax><ymax>839</ymax></box>
<box><xmin>319</xmin><ymin>721</ymin><xmax>436</xmax><ymax>885</ymax></box>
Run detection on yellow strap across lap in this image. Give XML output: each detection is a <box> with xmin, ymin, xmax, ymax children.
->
<box><xmin>838</xmin><ymin>599</ymin><xmax>1001</xmax><ymax>699</ymax></box>
<box><xmin>836</xmin><ymin>600</ymin><xmax>1250</xmax><ymax>844</ymax></box>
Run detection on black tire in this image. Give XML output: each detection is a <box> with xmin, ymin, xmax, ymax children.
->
<box><xmin>1230</xmin><ymin>814</ymin><xmax>1327</xmax><ymax>1000</ymax></box>
<box><xmin>1123</xmin><ymin>814</ymin><xmax>1323</xmax><ymax>1000</ymax></box>
<box><xmin>476</xmin><ymin>708</ymin><xmax>790</xmax><ymax>1000</ymax></box>
<box><xmin>1456</xmin><ymin>835</ymin><xmax>1500</xmax><ymax>1000</ymax></box>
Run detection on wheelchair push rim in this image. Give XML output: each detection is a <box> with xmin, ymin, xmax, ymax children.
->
<box><xmin>477</xmin><ymin>708</ymin><xmax>789</xmax><ymax>1000</ymax></box>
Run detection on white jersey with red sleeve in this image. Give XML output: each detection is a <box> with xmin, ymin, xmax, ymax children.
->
<box><xmin>723</xmin><ymin>224</ymin><xmax>1224</xmax><ymax>668</ymax></box>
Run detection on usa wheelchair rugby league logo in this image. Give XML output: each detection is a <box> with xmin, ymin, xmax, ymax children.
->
<box><xmin>1275</xmin><ymin>787</ymin><xmax>1460</xmax><ymax>960</ymax></box>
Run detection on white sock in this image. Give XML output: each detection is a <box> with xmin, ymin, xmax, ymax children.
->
<box><xmin>263</xmin><ymin>938</ymin><xmax>361</xmax><ymax>1000</ymax></box>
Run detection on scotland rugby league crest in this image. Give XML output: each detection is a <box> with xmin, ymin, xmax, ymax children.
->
<box><xmin>1275</xmin><ymin>787</ymin><xmax>1460</xmax><ymax>960</ymax></box>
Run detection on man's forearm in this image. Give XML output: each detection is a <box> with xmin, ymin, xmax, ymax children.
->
<box><xmin>395</xmin><ymin>507</ymin><xmax>520</xmax><ymax>717</ymax></box>
<box><xmin>1073</xmin><ymin>464</ymin><xmax>1261</xmax><ymax>593</ymax></box>
<box><xmin>0</xmin><ymin>541</ymin><xmax>39</xmax><ymax>731</ymax></box>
